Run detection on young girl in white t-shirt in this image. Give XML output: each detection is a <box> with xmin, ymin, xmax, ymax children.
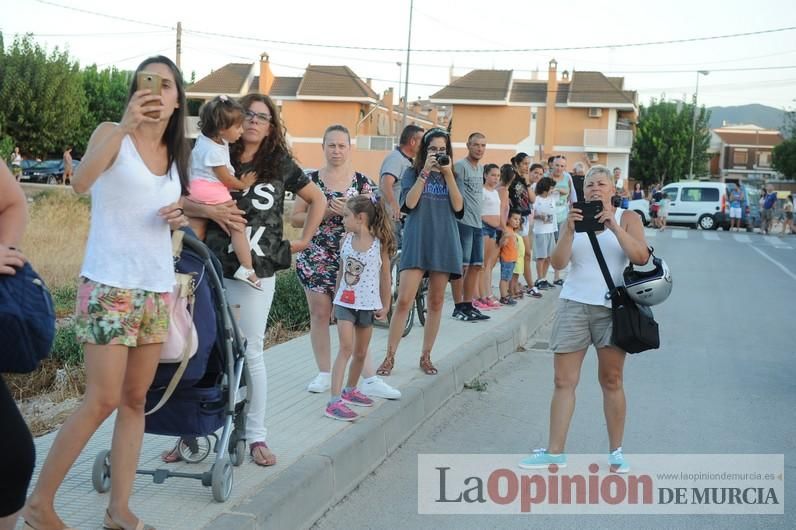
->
<box><xmin>325</xmin><ymin>194</ymin><xmax>396</xmax><ymax>421</ymax></box>
<box><xmin>533</xmin><ymin>177</ymin><xmax>558</xmax><ymax>289</ymax></box>
<box><xmin>188</xmin><ymin>95</ymin><xmax>260</xmax><ymax>289</ymax></box>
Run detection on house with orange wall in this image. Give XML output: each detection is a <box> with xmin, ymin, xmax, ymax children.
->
<box><xmin>430</xmin><ymin>59</ymin><xmax>638</xmax><ymax>175</ymax></box>
<box><xmin>186</xmin><ymin>54</ymin><xmax>440</xmax><ymax>179</ymax></box>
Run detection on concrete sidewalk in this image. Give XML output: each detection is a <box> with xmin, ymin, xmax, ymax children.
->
<box><xmin>26</xmin><ymin>274</ymin><xmax>560</xmax><ymax>530</ymax></box>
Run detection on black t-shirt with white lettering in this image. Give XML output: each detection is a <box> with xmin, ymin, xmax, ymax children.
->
<box><xmin>204</xmin><ymin>153</ymin><xmax>310</xmax><ymax>279</ymax></box>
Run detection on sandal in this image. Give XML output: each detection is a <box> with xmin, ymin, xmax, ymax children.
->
<box><xmin>102</xmin><ymin>509</ymin><xmax>153</xmax><ymax>530</ymax></box>
<box><xmin>528</xmin><ymin>286</ymin><xmax>543</xmax><ymax>299</ymax></box>
<box><xmin>376</xmin><ymin>350</ymin><xmax>396</xmax><ymax>376</ymax></box>
<box><xmin>234</xmin><ymin>266</ymin><xmax>263</xmax><ymax>291</ymax></box>
<box><xmin>160</xmin><ymin>442</ymin><xmax>182</xmax><ymax>463</ymax></box>
<box><xmin>419</xmin><ymin>352</ymin><xmax>438</xmax><ymax>375</ymax></box>
<box><xmin>250</xmin><ymin>441</ymin><xmax>277</xmax><ymax>467</ymax></box>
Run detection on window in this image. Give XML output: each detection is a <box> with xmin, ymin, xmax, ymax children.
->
<box><xmin>732</xmin><ymin>149</ymin><xmax>748</xmax><ymax>165</ymax></box>
<box><xmin>758</xmin><ymin>151</ymin><xmax>771</xmax><ymax>167</ymax></box>
<box><xmin>681</xmin><ymin>187</ymin><xmax>719</xmax><ymax>202</ymax></box>
<box><xmin>662</xmin><ymin>188</ymin><xmax>678</xmax><ymax>201</ymax></box>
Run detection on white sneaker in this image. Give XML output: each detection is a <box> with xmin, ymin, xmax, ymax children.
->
<box><xmin>307</xmin><ymin>373</ymin><xmax>331</xmax><ymax>393</ymax></box>
<box><xmin>361</xmin><ymin>377</ymin><xmax>401</xmax><ymax>399</ymax></box>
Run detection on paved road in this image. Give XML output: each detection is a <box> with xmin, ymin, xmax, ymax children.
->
<box><xmin>314</xmin><ymin>227</ymin><xmax>795</xmax><ymax>529</ymax></box>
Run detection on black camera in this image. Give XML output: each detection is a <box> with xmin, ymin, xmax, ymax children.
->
<box><xmin>611</xmin><ymin>195</ymin><xmax>622</xmax><ymax>208</ymax></box>
<box><xmin>435</xmin><ymin>154</ymin><xmax>450</xmax><ymax>166</ymax></box>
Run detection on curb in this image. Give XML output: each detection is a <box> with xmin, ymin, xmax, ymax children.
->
<box><xmin>204</xmin><ymin>293</ymin><xmax>558</xmax><ymax>529</ymax></box>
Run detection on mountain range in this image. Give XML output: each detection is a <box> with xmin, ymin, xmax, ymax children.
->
<box><xmin>707</xmin><ymin>104</ymin><xmax>788</xmax><ymax>132</ymax></box>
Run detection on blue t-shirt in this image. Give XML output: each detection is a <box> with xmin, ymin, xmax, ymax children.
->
<box><xmin>729</xmin><ymin>189</ymin><xmax>742</xmax><ymax>208</ymax></box>
<box><xmin>399</xmin><ymin>168</ymin><xmax>464</xmax><ymax>279</ymax></box>
<box><xmin>763</xmin><ymin>192</ymin><xmax>777</xmax><ymax>210</ymax></box>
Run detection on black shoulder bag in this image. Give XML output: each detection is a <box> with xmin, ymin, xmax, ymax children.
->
<box><xmin>587</xmin><ymin>232</ymin><xmax>660</xmax><ymax>354</ymax></box>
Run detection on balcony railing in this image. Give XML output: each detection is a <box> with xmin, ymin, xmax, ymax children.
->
<box><xmin>356</xmin><ymin>135</ymin><xmax>397</xmax><ymax>151</ymax></box>
<box><xmin>583</xmin><ymin>129</ymin><xmax>633</xmax><ymax>149</ymax></box>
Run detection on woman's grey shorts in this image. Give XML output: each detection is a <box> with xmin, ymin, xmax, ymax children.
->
<box><xmin>550</xmin><ymin>298</ymin><xmax>615</xmax><ymax>353</ymax></box>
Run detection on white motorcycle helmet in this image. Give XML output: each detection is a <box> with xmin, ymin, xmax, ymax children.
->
<box><xmin>622</xmin><ymin>251</ymin><xmax>672</xmax><ymax>306</ymax></box>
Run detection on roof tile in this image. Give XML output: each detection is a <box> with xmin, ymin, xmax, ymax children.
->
<box><xmin>188</xmin><ymin>63</ymin><xmax>252</xmax><ymax>94</ymax></box>
<box><xmin>431</xmin><ymin>70</ymin><xmax>512</xmax><ymax>101</ymax></box>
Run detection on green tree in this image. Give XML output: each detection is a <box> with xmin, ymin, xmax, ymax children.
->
<box><xmin>0</xmin><ymin>34</ymin><xmax>86</xmax><ymax>158</ymax></box>
<box><xmin>772</xmin><ymin>140</ymin><xmax>796</xmax><ymax>179</ymax></box>
<box><xmin>630</xmin><ymin>97</ymin><xmax>711</xmax><ymax>185</ymax></box>
<box><xmin>78</xmin><ymin>64</ymin><xmax>130</xmax><ymax>151</ymax></box>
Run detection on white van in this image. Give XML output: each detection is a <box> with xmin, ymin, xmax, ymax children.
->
<box><xmin>658</xmin><ymin>181</ymin><xmax>729</xmax><ymax>230</ymax></box>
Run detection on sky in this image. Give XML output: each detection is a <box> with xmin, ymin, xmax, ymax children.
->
<box><xmin>3</xmin><ymin>0</ymin><xmax>796</xmax><ymax>110</ymax></box>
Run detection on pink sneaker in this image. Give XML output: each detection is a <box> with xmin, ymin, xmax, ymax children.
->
<box><xmin>473</xmin><ymin>299</ymin><xmax>494</xmax><ymax>311</ymax></box>
<box><xmin>341</xmin><ymin>388</ymin><xmax>374</xmax><ymax>407</ymax></box>
<box><xmin>485</xmin><ymin>297</ymin><xmax>502</xmax><ymax>309</ymax></box>
<box><xmin>325</xmin><ymin>400</ymin><xmax>358</xmax><ymax>421</ymax></box>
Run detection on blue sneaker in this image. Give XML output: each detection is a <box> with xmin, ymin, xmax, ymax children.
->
<box><xmin>518</xmin><ymin>449</ymin><xmax>567</xmax><ymax>469</ymax></box>
<box><xmin>609</xmin><ymin>447</ymin><xmax>630</xmax><ymax>474</ymax></box>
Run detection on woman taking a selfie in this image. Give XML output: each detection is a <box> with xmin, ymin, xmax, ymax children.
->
<box><xmin>376</xmin><ymin>128</ymin><xmax>463</xmax><ymax>376</ymax></box>
<box><xmin>25</xmin><ymin>56</ymin><xmax>189</xmax><ymax>530</ymax></box>
<box><xmin>518</xmin><ymin>165</ymin><xmax>649</xmax><ymax>474</ymax></box>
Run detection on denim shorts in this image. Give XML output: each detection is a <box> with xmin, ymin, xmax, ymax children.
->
<box><xmin>499</xmin><ymin>261</ymin><xmax>515</xmax><ymax>281</ymax></box>
<box><xmin>334</xmin><ymin>305</ymin><xmax>375</xmax><ymax>328</ymax></box>
<box><xmin>482</xmin><ymin>223</ymin><xmax>499</xmax><ymax>240</ymax></box>
<box><xmin>459</xmin><ymin>223</ymin><xmax>484</xmax><ymax>266</ymax></box>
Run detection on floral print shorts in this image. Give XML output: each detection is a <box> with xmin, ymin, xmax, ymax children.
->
<box><xmin>75</xmin><ymin>277</ymin><xmax>171</xmax><ymax>347</ymax></box>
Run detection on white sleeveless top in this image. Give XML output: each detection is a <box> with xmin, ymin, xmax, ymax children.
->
<box><xmin>80</xmin><ymin>135</ymin><xmax>182</xmax><ymax>292</ymax></box>
<box><xmin>559</xmin><ymin>208</ymin><xmax>629</xmax><ymax>308</ymax></box>
<box><xmin>333</xmin><ymin>234</ymin><xmax>383</xmax><ymax>311</ymax></box>
<box><xmin>481</xmin><ymin>187</ymin><xmax>501</xmax><ymax>217</ymax></box>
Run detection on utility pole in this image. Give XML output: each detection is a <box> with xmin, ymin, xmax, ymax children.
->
<box><xmin>395</xmin><ymin>61</ymin><xmax>402</xmax><ymax>137</ymax></box>
<box><xmin>176</xmin><ymin>21</ymin><xmax>182</xmax><ymax>70</ymax></box>
<box><xmin>401</xmin><ymin>0</ymin><xmax>414</xmax><ymax>130</ymax></box>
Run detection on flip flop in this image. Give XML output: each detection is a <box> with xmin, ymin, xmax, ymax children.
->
<box><xmin>250</xmin><ymin>441</ymin><xmax>277</xmax><ymax>467</ymax></box>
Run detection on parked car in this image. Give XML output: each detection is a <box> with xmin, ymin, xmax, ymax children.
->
<box><xmin>19</xmin><ymin>159</ymin><xmax>79</xmax><ymax>185</ymax></box>
<box><xmin>657</xmin><ymin>181</ymin><xmax>729</xmax><ymax>230</ymax></box>
<box><xmin>626</xmin><ymin>198</ymin><xmax>651</xmax><ymax>226</ymax></box>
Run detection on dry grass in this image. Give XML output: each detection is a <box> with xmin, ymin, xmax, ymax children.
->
<box><xmin>8</xmin><ymin>359</ymin><xmax>87</xmax><ymax>435</ymax></box>
<box><xmin>22</xmin><ymin>192</ymin><xmax>90</xmax><ymax>290</ymax></box>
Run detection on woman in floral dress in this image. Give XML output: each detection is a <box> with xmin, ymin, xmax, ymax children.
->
<box><xmin>292</xmin><ymin>125</ymin><xmax>401</xmax><ymax>400</ymax></box>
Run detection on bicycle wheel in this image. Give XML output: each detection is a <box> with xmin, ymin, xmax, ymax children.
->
<box><xmin>387</xmin><ymin>255</ymin><xmax>414</xmax><ymax>337</ymax></box>
<box><xmin>415</xmin><ymin>278</ymin><xmax>427</xmax><ymax>327</ymax></box>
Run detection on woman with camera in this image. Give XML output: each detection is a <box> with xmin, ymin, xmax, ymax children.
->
<box><xmin>518</xmin><ymin>165</ymin><xmax>649</xmax><ymax>474</ymax></box>
<box><xmin>376</xmin><ymin>128</ymin><xmax>463</xmax><ymax>376</ymax></box>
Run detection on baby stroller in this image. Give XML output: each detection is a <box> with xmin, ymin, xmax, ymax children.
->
<box><xmin>91</xmin><ymin>233</ymin><xmax>249</xmax><ymax>502</ymax></box>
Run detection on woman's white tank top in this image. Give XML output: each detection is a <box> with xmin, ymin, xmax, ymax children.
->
<box><xmin>481</xmin><ymin>187</ymin><xmax>501</xmax><ymax>217</ymax></box>
<box><xmin>80</xmin><ymin>135</ymin><xmax>182</xmax><ymax>292</ymax></box>
<box><xmin>559</xmin><ymin>208</ymin><xmax>629</xmax><ymax>308</ymax></box>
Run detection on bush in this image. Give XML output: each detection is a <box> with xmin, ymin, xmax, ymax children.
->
<box><xmin>51</xmin><ymin>324</ymin><xmax>83</xmax><ymax>365</ymax></box>
<box><xmin>267</xmin><ymin>269</ymin><xmax>310</xmax><ymax>331</ymax></box>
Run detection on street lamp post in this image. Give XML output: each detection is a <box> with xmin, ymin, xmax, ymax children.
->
<box><xmin>401</xmin><ymin>0</ymin><xmax>414</xmax><ymax>130</ymax></box>
<box><xmin>689</xmin><ymin>70</ymin><xmax>709</xmax><ymax>178</ymax></box>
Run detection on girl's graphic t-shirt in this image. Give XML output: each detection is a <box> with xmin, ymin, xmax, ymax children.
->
<box><xmin>333</xmin><ymin>234</ymin><xmax>383</xmax><ymax>310</ymax></box>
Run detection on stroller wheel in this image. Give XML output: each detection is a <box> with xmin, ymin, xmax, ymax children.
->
<box><xmin>92</xmin><ymin>449</ymin><xmax>111</xmax><ymax>493</ymax></box>
<box><xmin>179</xmin><ymin>436</ymin><xmax>212</xmax><ymax>463</ymax></box>
<box><xmin>211</xmin><ymin>458</ymin><xmax>234</xmax><ymax>502</ymax></box>
<box><xmin>230</xmin><ymin>438</ymin><xmax>246</xmax><ymax>467</ymax></box>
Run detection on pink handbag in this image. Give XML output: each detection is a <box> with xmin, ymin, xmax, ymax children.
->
<box><xmin>146</xmin><ymin>231</ymin><xmax>198</xmax><ymax>416</ymax></box>
<box><xmin>161</xmin><ymin>271</ymin><xmax>198</xmax><ymax>363</ymax></box>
